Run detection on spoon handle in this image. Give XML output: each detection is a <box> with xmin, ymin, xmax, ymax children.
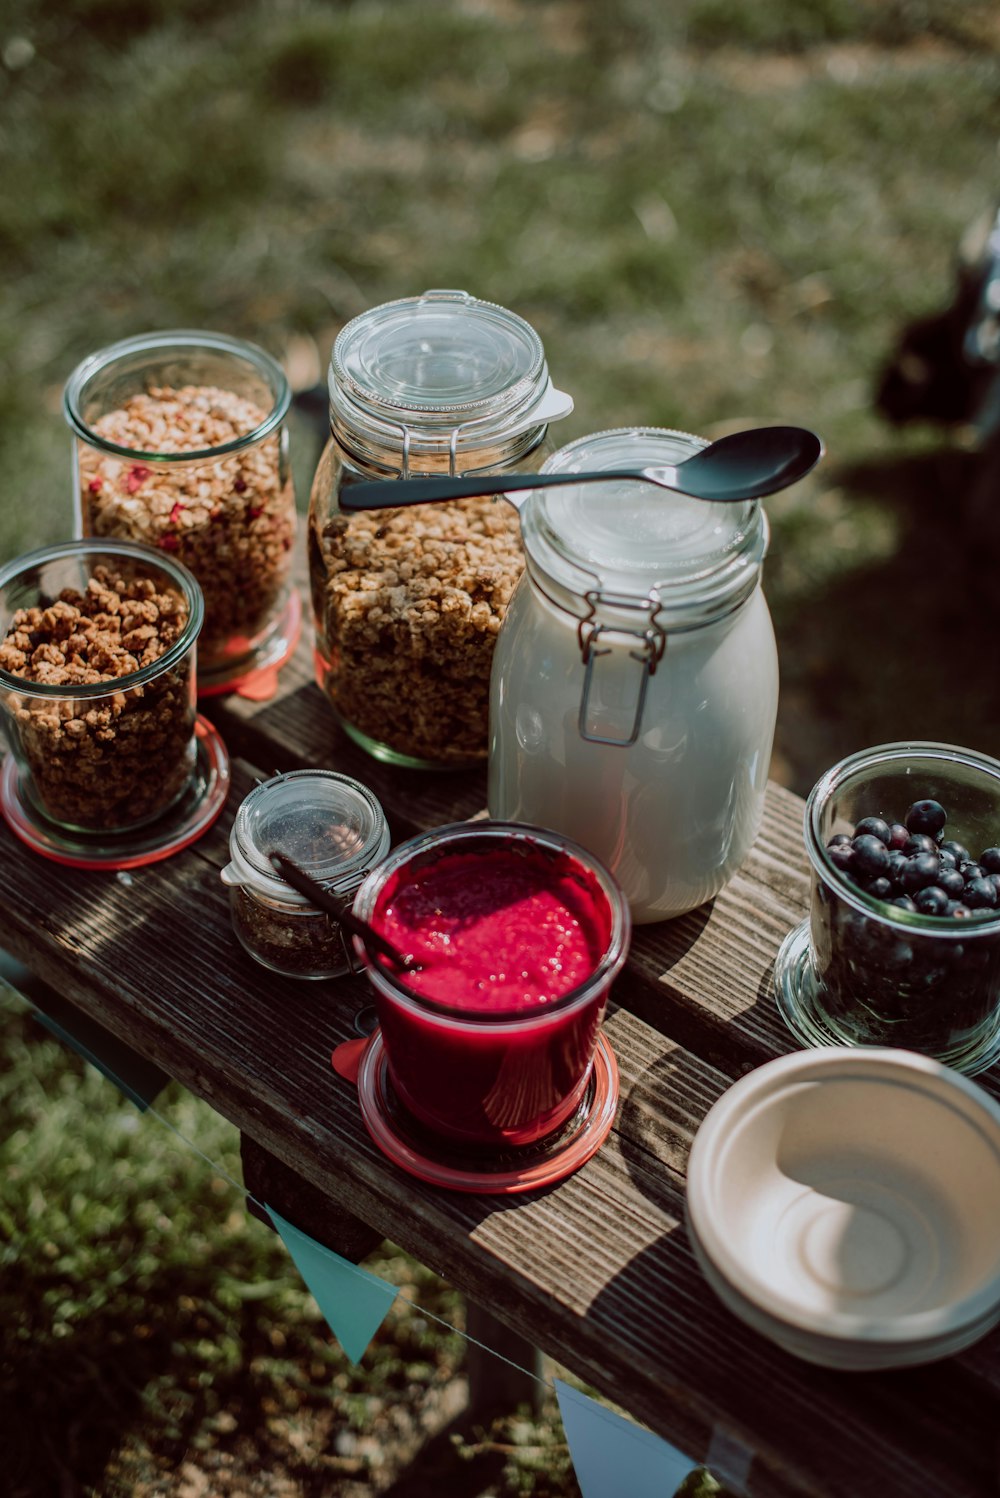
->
<box><xmin>268</xmin><ymin>852</ymin><xmax>415</xmax><ymax>970</ymax></box>
<box><xmin>339</xmin><ymin>468</ymin><xmax>644</xmax><ymax>512</ymax></box>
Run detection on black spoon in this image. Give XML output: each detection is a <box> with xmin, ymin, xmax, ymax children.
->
<box><xmin>268</xmin><ymin>852</ymin><xmax>418</xmax><ymax>971</ymax></box>
<box><xmin>339</xmin><ymin>424</ymin><xmax>823</xmax><ymax>512</ymax></box>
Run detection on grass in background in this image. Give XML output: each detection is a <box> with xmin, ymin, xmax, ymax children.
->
<box><xmin>2</xmin><ymin>0</ymin><xmax>1000</xmax><ymax>783</ymax></box>
<box><xmin>1</xmin><ymin>984</ymin><xmax>730</xmax><ymax>1495</ymax></box>
<box><xmin>2</xmin><ymin>0</ymin><xmax>1000</xmax><ymax>1491</ymax></box>
<box><xmin>0</xmin><ymin>984</ymin><xmax>583</xmax><ymax>1496</ymax></box>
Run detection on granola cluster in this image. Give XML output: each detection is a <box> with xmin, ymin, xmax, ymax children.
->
<box><xmin>311</xmin><ymin>495</ymin><xmax>524</xmax><ymax>764</ymax></box>
<box><xmin>78</xmin><ymin>384</ymin><xmax>295</xmax><ymax>670</ymax></box>
<box><xmin>0</xmin><ymin>566</ymin><xmax>195</xmax><ymax>830</ymax></box>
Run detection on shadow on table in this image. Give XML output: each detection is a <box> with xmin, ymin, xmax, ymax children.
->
<box><xmin>583</xmin><ymin>1218</ymin><xmax>1000</xmax><ymax>1498</ymax></box>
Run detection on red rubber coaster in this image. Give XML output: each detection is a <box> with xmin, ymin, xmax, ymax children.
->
<box><xmin>0</xmin><ymin>715</ymin><xmax>230</xmax><ymax>870</ymax></box>
<box><xmin>346</xmin><ymin>1027</ymin><xmax>619</xmax><ymax>1195</ymax></box>
<box><xmin>197</xmin><ymin>589</ymin><xmax>302</xmax><ymax>701</ymax></box>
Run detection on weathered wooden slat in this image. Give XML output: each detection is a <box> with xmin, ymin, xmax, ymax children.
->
<box><xmin>3</xmin><ymin>614</ymin><xmax>1000</xmax><ymax>1497</ymax></box>
<box><xmin>208</xmin><ymin>660</ymin><xmax>816</xmax><ymax>1081</ymax></box>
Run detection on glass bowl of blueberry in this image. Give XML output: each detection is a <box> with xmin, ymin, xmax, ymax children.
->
<box><xmin>774</xmin><ymin>741</ymin><xmax>1000</xmax><ymax>1075</ymax></box>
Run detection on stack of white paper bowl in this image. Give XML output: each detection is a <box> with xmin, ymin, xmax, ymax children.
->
<box><xmin>685</xmin><ymin>1048</ymin><xmax>1000</xmax><ymax>1370</ymax></box>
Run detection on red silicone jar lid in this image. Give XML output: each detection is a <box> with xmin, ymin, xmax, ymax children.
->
<box><xmin>335</xmin><ymin>1027</ymin><xmax>619</xmax><ymax>1194</ymax></box>
<box><xmin>0</xmin><ymin>714</ymin><xmax>230</xmax><ymax>870</ymax></box>
<box><xmin>197</xmin><ymin>589</ymin><xmax>301</xmax><ymax>701</ymax></box>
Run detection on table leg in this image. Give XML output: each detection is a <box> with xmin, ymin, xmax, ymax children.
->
<box><xmin>464</xmin><ymin>1302</ymin><xmax>543</xmax><ymax>1420</ymax></box>
<box><xmin>240</xmin><ymin>1136</ymin><xmax>541</xmax><ymax>1418</ymax></box>
<box><xmin>239</xmin><ymin>1134</ymin><xmax>384</xmax><ymax>1261</ymax></box>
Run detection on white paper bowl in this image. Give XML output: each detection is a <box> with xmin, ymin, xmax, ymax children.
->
<box><xmin>685</xmin><ymin>1048</ymin><xmax>1000</xmax><ymax>1369</ymax></box>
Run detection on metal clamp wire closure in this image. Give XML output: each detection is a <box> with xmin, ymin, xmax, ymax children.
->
<box><xmin>351</xmin><ymin>414</ymin><xmax>499</xmax><ymax>479</ymax></box>
<box><xmin>577</xmin><ymin>588</ymin><xmax>666</xmax><ymax>747</ymax></box>
<box><xmin>334</xmin><ymin>388</ymin><xmax>548</xmax><ymax>479</ymax></box>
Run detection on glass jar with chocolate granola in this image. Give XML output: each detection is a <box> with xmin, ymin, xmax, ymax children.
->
<box><xmin>0</xmin><ymin>538</ymin><xmax>204</xmax><ymax>835</ymax></box>
<box><xmin>307</xmin><ymin>289</ymin><xmax>572</xmax><ymax>769</ymax></box>
<box><xmin>64</xmin><ymin>330</ymin><xmax>298</xmax><ymax>695</ymax></box>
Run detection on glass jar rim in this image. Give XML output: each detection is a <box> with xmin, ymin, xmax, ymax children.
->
<box><xmin>352</xmin><ymin>819</ymin><xmax>631</xmax><ymax>1025</ymax></box>
<box><xmin>63</xmin><ymin>329</ymin><xmax>291</xmax><ymax>463</ymax></box>
<box><xmin>230</xmin><ymin>768</ymin><xmax>390</xmax><ymax>901</ymax></box>
<box><xmin>328</xmin><ymin>289</ymin><xmax>571</xmax><ymax>469</ymax></box>
<box><xmin>805</xmin><ymin>739</ymin><xmax>1000</xmax><ymax>934</ymax></box>
<box><xmin>0</xmin><ymin>537</ymin><xmax>204</xmax><ymax>699</ymax></box>
<box><xmin>521</xmin><ymin>426</ymin><xmax>769</xmax><ymax>627</ymax></box>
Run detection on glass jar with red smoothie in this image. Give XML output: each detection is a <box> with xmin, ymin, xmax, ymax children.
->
<box><xmin>351</xmin><ymin>821</ymin><xmax>631</xmax><ymax>1148</ymax></box>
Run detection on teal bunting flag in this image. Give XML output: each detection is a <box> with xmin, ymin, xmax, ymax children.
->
<box><xmin>266</xmin><ymin>1206</ymin><xmax>398</xmax><ymax>1364</ymax></box>
<box><xmin>555</xmin><ymin>1378</ymin><xmax>698</xmax><ymax>1498</ymax></box>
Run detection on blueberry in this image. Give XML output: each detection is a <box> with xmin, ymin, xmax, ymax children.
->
<box><xmin>855</xmin><ymin>816</ymin><xmax>891</xmax><ymax>845</ymax></box>
<box><xmin>900</xmin><ymin>851</ymin><xmax>941</xmax><ymax>893</ymax></box>
<box><xmin>827</xmin><ymin>832</ymin><xmax>852</xmax><ymax>848</ymax></box>
<box><xmin>961</xmin><ymin>862</ymin><xmax>985</xmax><ymax>883</ymax></box>
<box><xmin>950</xmin><ymin>904</ymin><xmax>974</xmax><ymax>918</ymax></box>
<box><xmin>903</xmin><ymin>834</ymin><xmax>937</xmax><ymax>857</ymax></box>
<box><xmin>886</xmin><ymin>849</ymin><xmax>907</xmax><ymax>884</ymax></box>
<box><xmin>865</xmin><ymin>876</ymin><xmax>893</xmax><ymax>900</ymax></box>
<box><xmin>914</xmin><ymin>885</ymin><xmax>950</xmax><ymax>916</ymax></box>
<box><xmin>963</xmin><ymin>877</ymin><xmax>998</xmax><ymax>910</ymax></box>
<box><xmin>852</xmin><ymin>834</ymin><xmax>890</xmax><ymax>879</ymax></box>
<box><xmin>905</xmin><ymin>799</ymin><xmax>947</xmax><ymax>836</ymax></box>
<box><xmin>980</xmin><ymin>847</ymin><xmax>1000</xmax><ymax>874</ymax></box>
<box><xmin>828</xmin><ymin>843</ymin><xmax>855</xmax><ymax>874</ymax></box>
<box><xmin>887</xmin><ymin>823</ymin><xmax>910</xmax><ymax>851</ymax></box>
<box><xmin>937</xmin><ymin>848</ymin><xmax>958</xmax><ymax>869</ymax></box>
<box><xmin>940</xmin><ymin>840</ymin><xmax>970</xmax><ymax>865</ymax></box>
<box><xmin>890</xmin><ymin>895</ymin><xmax>917</xmax><ymax>912</ymax></box>
<box><xmin>938</xmin><ymin>867</ymin><xmax>966</xmax><ymax>899</ymax></box>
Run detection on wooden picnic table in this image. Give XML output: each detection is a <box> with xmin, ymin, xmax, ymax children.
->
<box><xmin>2</xmin><ymin>597</ymin><xmax>999</xmax><ymax>1498</ymax></box>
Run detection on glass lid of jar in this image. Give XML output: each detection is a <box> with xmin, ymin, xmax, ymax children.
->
<box><xmin>237</xmin><ymin>770</ymin><xmax>387</xmax><ymax>891</ymax></box>
<box><xmin>330</xmin><ymin>289</ymin><xmax>572</xmax><ymax>460</ymax></box>
<box><xmin>521</xmin><ymin>427</ymin><xmax>769</xmax><ymax>624</ymax></box>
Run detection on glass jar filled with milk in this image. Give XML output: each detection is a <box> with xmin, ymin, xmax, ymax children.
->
<box><xmin>487</xmin><ymin>427</ymin><xmax>778</xmax><ymax>923</ymax></box>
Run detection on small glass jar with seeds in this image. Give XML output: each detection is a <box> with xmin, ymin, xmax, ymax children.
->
<box><xmin>221</xmin><ymin>768</ymin><xmax>390</xmax><ymax>980</ymax></box>
<box><xmin>64</xmin><ymin>330</ymin><xmax>298</xmax><ymax>694</ymax></box>
<box><xmin>307</xmin><ymin>289</ymin><xmax>573</xmax><ymax>769</ymax></box>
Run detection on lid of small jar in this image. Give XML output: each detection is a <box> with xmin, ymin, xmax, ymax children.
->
<box><xmin>231</xmin><ymin>769</ymin><xmax>389</xmax><ymax>903</ymax></box>
<box><xmin>329</xmin><ymin>289</ymin><xmax>572</xmax><ymax>467</ymax></box>
<box><xmin>520</xmin><ymin>427</ymin><xmax>769</xmax><ymax>626</ymax></box>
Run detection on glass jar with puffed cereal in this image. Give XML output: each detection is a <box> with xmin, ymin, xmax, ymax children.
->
<box><xmin>307</xmin><ymin>289</ymin><xmax>573</xmax><ymax>770</ymax></box>
<box><xmin>0</xmin><ymin>538</ymin><xmax>203</xmax><ymax>835</ymax></box>
<box><xmin>64</xmin><ymin>330</ymin><xmax>299</xmax><ymax>695</ymax></box>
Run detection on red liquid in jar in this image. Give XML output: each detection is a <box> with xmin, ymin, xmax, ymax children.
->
<box><xmin>369</xmin><ymin>841</ymin><xmax>614</xmax><ymax>1146</ymax></box>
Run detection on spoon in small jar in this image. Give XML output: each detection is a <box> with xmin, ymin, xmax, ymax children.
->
<box><xmin>339</xmin><ymin>424</ymin><xmax>823</xmax><ymax>512</ymax></box>
<box><xmin>268</xmin><ymin>852</ymin><xmax>419</xmax><ymax>971</ymax></box>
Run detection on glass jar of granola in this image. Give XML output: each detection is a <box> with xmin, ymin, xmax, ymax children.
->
<box><xmin>0</xmin><ymin>538</ymin><xmax>204</xmax><ymax>835</ymax></box>
<box><xmin>307</xmin><ymin>288</ymin><xmax>572</xmax><ymax>769</ymax></box>
<box><xmin>221</xmin><ymin>768</ymin><xmax>390</xmax><ymax>980</ymax></box>
<box><xmin>64</xmin><ymin>330</ymin><xmax>298</xmax><ymax>694</ymax></box>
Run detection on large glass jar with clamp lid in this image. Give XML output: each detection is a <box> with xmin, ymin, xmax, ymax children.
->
<box><xmin>488</xmin><ymin>427</ymin><xmax>779</xmax><ymax>923</ymax></box>
<box><xmin>307</xmin><ymin>288</ymin><xmax>572</xmax><ymax>769</ymax></box>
